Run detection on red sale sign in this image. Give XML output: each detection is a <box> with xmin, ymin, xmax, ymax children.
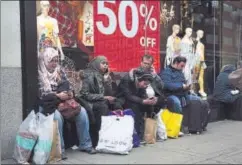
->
<box><xmin>94</xmin><ymin>0</ymin><xmax>160</xmax><ymax>72</ymax></box>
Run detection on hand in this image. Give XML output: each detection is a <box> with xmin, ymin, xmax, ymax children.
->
<box><xmin>150</xmin><ymin>97</ymin><xmax>158</xmax><ymax>104</ymax></box>
<box><xmin>56</xmin><ymin>92</ymin><xmax>69</xmax><ymax>100</ymax></box>
<box><xmin>183</xmin><ymin>84</ymin><xmax>191</xmax><ymax>90</ymax></box>
<box><xmin>67</xmin><ymin>91</ymin><xmax>74</xmax><ymax>98</ymax></box>
<box><xmin>142</xmin><ymin>98</ymin><xmax>156</xmax><ymax>105</ymax></box>
<box><xmin>104</xmin><ymin>96</ymin><xmax>116</xmax><ymax>103</ymax></box>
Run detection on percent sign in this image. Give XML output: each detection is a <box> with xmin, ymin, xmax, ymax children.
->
<box><xmin>139</xmin><ymin>4</ymin><xmax>158</xmax><ymax>31</ymax></box>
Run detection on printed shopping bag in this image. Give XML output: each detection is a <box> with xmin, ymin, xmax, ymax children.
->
<box><xmin>96</xmin><ymin>115</ymin><xmax>134</xmax><ymax>154</ymax></box>
<box><xmin>13</xmin><ymin>111</ymin><xmax>38</xmax><ymax>164</ymax></box>
<box><xmin>109</xmin><ymin>109</ymin><xmax>140</xmax><ymax>147</ymax></box>
<box><xmin>33</xmin><ymin>113</ymin><xmax>54</xmax><ymax>164</ymax></box>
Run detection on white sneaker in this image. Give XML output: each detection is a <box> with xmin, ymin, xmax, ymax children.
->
<box><xmin>199</xmin><ymin>91</ymin><xmax>207</xmax><ymax>97</ymax></box>
<box><xmin>178</xmin><ymin>132</ymin><xmax>184</xmax><ymax>137</ymax></box>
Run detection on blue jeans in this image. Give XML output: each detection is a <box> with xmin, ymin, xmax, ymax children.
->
<box><xmin>39</xmin><ymin>107</ymin><xmax>92</xmax><ymax>152</ymax></box>
<box><xmin>167</xmin><ymin>95</ymin><xmax>201</xmax><ymax>113</ymax></box>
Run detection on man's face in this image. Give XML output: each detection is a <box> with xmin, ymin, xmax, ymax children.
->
<box><xmin>141</xmin><ymin>58</ymin><xmax>153</xmax><ymax>71</ymax></box>
<box><xmin>137</xmin><ymin>80</ymin><xmax>150</xmax><ymax>89</ymax></box>
<box><xmin>174</xmin><ymin>62</ymin><xmax>186</xmax><ymax>70</ymax></box>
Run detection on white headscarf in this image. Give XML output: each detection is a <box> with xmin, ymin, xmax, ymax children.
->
<box><xmin>38</xmin><ymin>47</ymin><xmax>60</xmax><ymax>94</ymax></box>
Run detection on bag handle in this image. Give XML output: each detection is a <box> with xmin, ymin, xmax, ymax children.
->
<box><xmin>112</xmin><ymin>110</ymin><xmax>124</xmax><ymax>117</ymax></box>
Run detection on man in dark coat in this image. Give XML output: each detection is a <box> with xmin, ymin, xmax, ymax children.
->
<box><xmin>213</xmin><ymin>64</ymin><xmax>241</xmax><ymax>103</ymax></box>
<box><xmin>117</xmin><ymin>68</ymin><xmax>166</xmax><ymax>142</ymax></box>
<box><xmin>160</xmin><ymin>56</ymin><xmax>201</xmax><ymax>114</ymax></box>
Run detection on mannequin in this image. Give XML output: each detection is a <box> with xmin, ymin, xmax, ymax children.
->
<box><xmin>37</xmin><ymin>0</ymin><xmax>64</xmax><ymax>60</ymax></box>
<box><xmin>194</xmin><ymin>30</ymin><xmax>207</xmax><ymax>97</ymax></box>
<box><xmin>77</xmin><ymin>1</ymin><xmax>94</xmax><ymax>47</ymax></box>
<box><xmin>180</xmin><ymin>27</ymin><xmax>196</xmax><ymax>85</ymax></box>
<box><xmin>165</xmin><ymin>24</ymin><xmax>181</xmax><ymax>68</ymax></box>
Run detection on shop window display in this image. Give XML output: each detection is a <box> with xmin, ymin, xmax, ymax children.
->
<box><xmin>160</xmin><ymin>0</ymin><xmax>242</xmax><ymax>97</ymax></box>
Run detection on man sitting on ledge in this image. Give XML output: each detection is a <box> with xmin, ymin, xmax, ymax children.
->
<box><xmin>160</xmin><ymin>56</ymin><xmax>201</xmax><ymax>135</ymax></box>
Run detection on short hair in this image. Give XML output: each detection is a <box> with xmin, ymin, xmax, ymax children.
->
<box><xmin>172</xmin><ymin>56</ymin><xmax>187</xmax><ymax>64</ymax></box>
<box><xmin>142</xmin><ymin>54</ymin><xmax>154</xmax><ymax>62</ymax></box>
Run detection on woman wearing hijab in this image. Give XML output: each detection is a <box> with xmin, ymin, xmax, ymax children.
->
<box><xmin>38</xmin><ymin>48</ymin><xmax>96</xmax><ymax>159</ymax></box>
<box><xmin>77</xmin><ymin>56</ymin><xmax>123</xmax><ymax>148</ymax></box>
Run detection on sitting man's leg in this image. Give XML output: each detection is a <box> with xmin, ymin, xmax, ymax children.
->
<box><xmin>91</xmin><ymin>101</ymin><xmax>109</xmax><ymax>148</ymax></box>
<box><xmin>167</xmin><ymin>96</ymin><xmax>186</xmax><ymax>136</ymax></box>
<box><xmin>167</xmin><ymin>95</ymin><xmax>182</xmax><ymax>114</ymax></box>
<box><xmin>128</xmin><ymin>102</ymin><xmax>145</xmax><ymax>144</ymax></box>
<box><xmin>186</xmin><ymin>94</ymin><xmax>201</xmax><ymax>101</ymax></box>
<box><xmin>75</xmin><ymin>107</ymin><xmax>96</xmax><ymax>154</ymax></box>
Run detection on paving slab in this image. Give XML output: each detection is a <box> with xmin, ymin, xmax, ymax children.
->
<box><xmin>2</xmin><ymin>120</ymin><xmax>242</xmax><ymax>164</ymax></box>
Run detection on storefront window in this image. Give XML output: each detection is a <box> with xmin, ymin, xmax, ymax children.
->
<box><xmin>34</xmin><ymin>0</ymin><xmax>241</xmax><ymax>97</ymax></box>
<box><xmin>160</xmin><ymin>0</ymin><xmax>242</xmax><ymax>96</ymax></box>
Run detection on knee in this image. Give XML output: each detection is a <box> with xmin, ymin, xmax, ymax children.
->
<box><xmin>168</xmin><ymin>96</ymin><xmax>181</xmax><ymax>107</ymax></box>
<box><xmin>76</xmin><ymin>107</ymin><xmax>89</xmax><ymax>121</ymax></box>
<box><xmin>54</xmin><ymin>110</ymin><xmax>64</xmax><ymax>127</ymax></box>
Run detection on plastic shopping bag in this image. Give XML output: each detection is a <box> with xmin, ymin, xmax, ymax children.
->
<box><xmin>96</xmin><ymin>115</ymin><xmax>134</xmax><ymax>155</ymax></box>
<box><xmin>156</xmin><ymin>109</ymin><xmax>167</xmax><ymax>141</ymax></box>
<box><xmin>108</xmin><ymin>109</ymin><xmax>140</xmax><ymax>147</ymax></box>
<box><xmin>161</xmin><ymin>109</ymin><xmax>183</xmax><ymax>138</ymax></box>
<box><xmin>47</xmin><ymin>121</ymin><xmax>62</xmax><ymax>163</ymax></box>
<box><xmin>33</xmin><ymin>113</ymin><xmax>54</xmax><ymax>164</ymax></box>
<box><xmin>13</xmin><ymin>110</ymin><xmax>38</xmax><ymax>164</ymax></box>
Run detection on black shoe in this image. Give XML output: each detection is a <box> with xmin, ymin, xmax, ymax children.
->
<box><xmin>140</xmin><ymin>140</ymin><xmax>147</xmax><ymax>146</ymax></box>
<box><xmin>81</xmin><ymin>148</ymin><xmax>97</xmax><ymax>154</ymax></box>
<box><xmin>203</xmin><ymin>127</ymin><xmax>207</xmax><ymax>132</ymax></box>
<box><xmin>61</xmin><ymin>152</ymin><xmax>68</xmax><ymax>160</ymax></box>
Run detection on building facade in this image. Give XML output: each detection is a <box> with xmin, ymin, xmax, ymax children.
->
<box><xmin>1</xmin><ymin>0</ymin><xmax>242</xmax><ymax>160</ymax></box>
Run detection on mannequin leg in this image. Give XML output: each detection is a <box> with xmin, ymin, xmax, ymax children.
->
<box><xmin>198</xmin><ymin>68</ymin><xmax>207</xmax><ymax>97</ymax></box>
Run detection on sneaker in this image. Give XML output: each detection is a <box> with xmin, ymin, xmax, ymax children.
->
<box><xmin>80</xmin><ymin>148</ymin><xmax>97</xmax><ymax>154</ymax></box>
<box><xmin>140</xmin><ymin>140</ymin><xmax>147</xmax><ymax>146</ymax></box>
<box><xmin>178</xmin><ymin>131</ymin><xmax>184</xmax><ymax>137</ymax></box>
<box><xmin>61</xmin><ymin>152</ymin><xmax>68</xmax><ymax>160</ymax></box>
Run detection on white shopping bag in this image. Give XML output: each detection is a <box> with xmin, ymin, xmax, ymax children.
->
<box><xmin>13</xmin><ymin>110</ymin><xmax>38</xmax><ymax>164</ymax></box>
<box><xmin>96</xmin><ymin>115</ymin><xmax>134</xmax><ymax>155</ymax></box>
<box><xmin>33</xmin><ymin>113</ymin><xmax>54</xmax><ymax>164</ymax></box>
<box><xmin>156</xmin><ymin>109</ymin><xmax>167</xmax><ymax>141</ymax></box>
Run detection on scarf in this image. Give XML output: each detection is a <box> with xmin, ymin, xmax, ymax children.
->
<box><xmin>38</xmin><ymin>47</ymin><xmax>60</xmax><ymax>94</ymax></box>
<box><xmin>87</xmin><ymin>56</ymin><xmax>107</xmax><ymax>73</ymax></box>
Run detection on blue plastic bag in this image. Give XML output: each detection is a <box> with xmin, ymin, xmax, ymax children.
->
<box><xmin>108</xmin><ymin>109</ymin><xmax>140</xmax><ymax>147</ymax></box>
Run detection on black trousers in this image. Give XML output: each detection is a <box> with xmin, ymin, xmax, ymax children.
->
<box><xmin>126</xmin><ymin>100</ymin><xmax>163</xmax><ymax>140</ymax></box>
<box><xmin>89</xmin><ymin>101</ymin><xmax>109</xmax><ymax>148</ymax></box>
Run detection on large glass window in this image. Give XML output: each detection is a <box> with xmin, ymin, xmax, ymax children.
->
<box><xmin>160</xmin><ymin>0</ymin><xmax>242</xmax><ymax>96</ymax></box>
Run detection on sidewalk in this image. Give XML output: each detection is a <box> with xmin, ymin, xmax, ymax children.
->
<box><xmin>2</xmin><ymin>120</ymin><xmax>242</xmax><ymax>164</ymax></box>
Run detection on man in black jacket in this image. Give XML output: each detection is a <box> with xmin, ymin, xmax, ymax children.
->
<box><xmin>117</xmin><ymin>68</ymin><xmax>166</xmax><ymax>142</ymax></box>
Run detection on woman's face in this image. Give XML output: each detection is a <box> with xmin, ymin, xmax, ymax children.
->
<box><xmin>99</xmin><ymin>60</ymin><xmax>108</xmax><ymax>73</ymax></box>
<box><xmin>46</xmin><ymin>56</ymin><xmax>58</xmax><ymax>73</ymax></box>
